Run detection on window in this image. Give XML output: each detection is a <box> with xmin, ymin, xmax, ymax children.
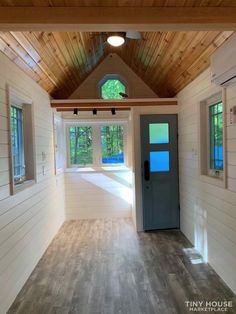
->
<box><xmin>150</xmin><ymin>151</ymin><xmax>170</xmax><ymax>172</ymax></box>
<box><xmin>67</xmin><ymin>123</ymin><xmax>126</xmax><ymax>167</ymax></box>
<box><xmin>69</xmin><ymin>126</ymin><xmax>93</xmax><ymax>165</ymax></box>
<box><xmin>199</xmin><ymin>92</ymin><xmax>225</xmax><ymax>184</ymax></box>
<box><xmin>101</xmin><ymin>125</ymin><xmax>124</xmax><ymax>164</ymax></box>
<box><xmin>101</xmin><ymin>79</ymin><xmax>126</xmax><ymax>99</ymax></box>
<box><xmin>9</xmin><ymin>88</ymin><xmax>35</xmax><ymax>194</ymax></box>
<box><xmin>209</xmin><ymin>102</ymin><xmax>223</xmax><ymax>171</ymax></box>
<box><xmin>149</xmin><ymin>123</ymin><xmax>169</xmax><ymax>144</ymax></box>
<box><xmin>11</xmin><ymin>106</ymin><xmax>25</xmax><ymax>184</ymax></box>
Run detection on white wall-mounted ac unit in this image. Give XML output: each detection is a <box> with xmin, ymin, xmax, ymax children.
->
<box><xmin>211</xmin><ymin>33</ymin><xmax>236</xmax><ymax>87</ymax></box>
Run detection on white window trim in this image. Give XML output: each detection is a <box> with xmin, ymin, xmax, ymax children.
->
<box><xmin>199</xmin><ymin>90</ymin><xmax>227</xmax><ymax>188</ymax></box>
<box><xmin>8</xmin><ymin>86</ymin><xmax>36</xmax><ymax>195</ymax></box>
<box><xmin>65</xmin><ymin>119</ymin><xmax>128</xmax><ymax>169</ymax></box>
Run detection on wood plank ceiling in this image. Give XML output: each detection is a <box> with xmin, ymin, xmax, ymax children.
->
<box><xmin>1</xmin><ymin>1</ymin><xmax>236</xmax><ymax>7</ymax></box>
<box><xmin>0</xmin><ymin>1</ymin><xmax>235</xmax><ymax>98</ymax></box>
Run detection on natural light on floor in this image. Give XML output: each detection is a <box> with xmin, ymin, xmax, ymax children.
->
<box><xmin>182</xmin><ymin>248</ymin><xmax>205</xmax><ymax>265</ymax></box>
<box><xmin>80</xmin><ymin>173</ymin><xmax>133</xmax><ymax>205</ymax></box>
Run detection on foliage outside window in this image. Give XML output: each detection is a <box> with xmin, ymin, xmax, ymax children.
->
<box><xmin>209</xmin><ymin>102</ymin><xmax>223</xmax><ymax>171</ymax></box>
<box><xmin>101</xmin><ymin>79</ymin><xmax>126</xmax><ymax>99</ymax></box>
<box><xmin>101</xmin><ymin>125</ymin><xmax>124</xmax><ymax>164</ymax></box>
<box><xmin>68</xmin><ymin>124</ymin><xmax>125</xmax><ymax>167</ymax></box>
<box><xmin>69</xmin><ymin>126</ymin><xmax>93</xmax><ymax>165</ymax></box>
<box><xmin>11</xmin><ymin>106</ymin><xmax>25</xmax><ymax>184</ymax></box>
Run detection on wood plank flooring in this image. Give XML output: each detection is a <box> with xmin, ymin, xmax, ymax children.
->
<box><xmin>8</xmin><ymin>219</ymin><xmax>236</xmax><ymax>314</ymax></box>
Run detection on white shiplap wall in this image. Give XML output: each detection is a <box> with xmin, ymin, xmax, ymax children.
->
<box><xmin>0</xmin><ymin>52</ymin><xmax>65</xmax><ymax>313</ymax></box>
<box><xmin>65</xmin><ymin>170</ymin><xmax>132</xmax><ymax>220</ymax></box>
<box><xmin>178</xmin><ymin>68</ymin><xmax>236</xmax><ymax>294</ymax></box>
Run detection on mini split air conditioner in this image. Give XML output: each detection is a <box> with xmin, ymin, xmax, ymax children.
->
<box><xmin>211</xmin><ymin>33</ymin><xmax>236</xmax><ymax>87</ymax></box>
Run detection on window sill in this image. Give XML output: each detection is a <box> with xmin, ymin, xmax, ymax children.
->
<box><xmin>200</xmin><ymin>174</ymin><xmax>226</xmax><ymax>188</ymax></box>
<box><xmin>65</xmin><ymin>166</ymin><xmax>130</xmax><ymax>174</ymax></box>
<box><xmin>12</xmin><ymin>179</ymin><xmax>36</xmax><ymax>195</ymax></box>
<box><xmin>55</xmin><ymin>168</ymin><xmax>64</xmax><ymax>176</ymax></box>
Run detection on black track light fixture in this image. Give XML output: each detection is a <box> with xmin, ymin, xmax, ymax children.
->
<box><xmin>111</xmin><ymin>108</ymin><xmax>116</xmax><ymax>115</ymax></box>
<box><xmin>93</xmin><ymin>108</ymin><xmax>97</xmax><ymax>115</ymax></box>
<box><xmin>73</xmin><ymin>108</ymin><xmax>78</xmax><ymax>116</ymax></box>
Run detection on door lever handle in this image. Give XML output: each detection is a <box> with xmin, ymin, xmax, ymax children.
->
<box><xmin>144</xmin><ymin>160</ymin><xmax>150</xmax><ymax>181</ymax></box>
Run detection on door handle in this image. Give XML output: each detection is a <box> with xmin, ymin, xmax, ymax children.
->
<box><xmin>144</xmin><ymin>160</ymin><xmax>150</xmax><ymax>181</ymax></box>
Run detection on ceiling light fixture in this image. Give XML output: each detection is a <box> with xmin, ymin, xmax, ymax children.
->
<box><xmin>73</xmin><ymin>108</ymin><xmax>78</xmax><ymax>116</ymax></box>
<box><xmin>111</xmin><ymin>108</ymin><xmax>116</xmax><ymax>115</ymax></box>
<box><xmin>107</xmin><ymin>33</ymin><xmax>125</xmax><ymax>47</ymax></box>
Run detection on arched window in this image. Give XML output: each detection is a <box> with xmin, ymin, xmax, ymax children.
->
<box><xmin>100</xmin><ymin>76</ymin><xmax>126</xmax><ymax>99</ymax></box>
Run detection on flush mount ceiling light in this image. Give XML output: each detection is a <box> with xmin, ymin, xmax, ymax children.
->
<box><xmin>107</xmin><ymin>33</ymin><xmax>125</xmax><ymax>47</ymax></box>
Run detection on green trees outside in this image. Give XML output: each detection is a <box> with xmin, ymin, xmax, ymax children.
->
<box><xmin>11</xmin><ymin>106</ymin><xmax>25</xmax><ymax>180</ymax></box>
<box><xmin>209</xmin><ymin>102</ymin><xmax>223</xmax><ymax>170</ymax></box>
<box><xmin>101</xmin><ymin>79</ymin><xmax>126</xmax><ymax>99</ymax></box>
<box><xmin>69</xmin><ymin>126</ymin><xmax>93</xmax><ymax>165</ymax></box>
<box><xmin>101</xmin><ymin>125</ymin><xmax>124</xmax><ymax>164</ymax></box>
<box><xmin>69</xmin><ymin>125</ymin><xmax>124</xmax><ymax>165</ymax></box>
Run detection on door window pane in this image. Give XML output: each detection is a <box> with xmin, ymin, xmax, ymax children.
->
<box><xmin>69</xmin><ymin>126</ymin><xmax>93</xmax><ymax>165</ymax></box>
<box><xmin>150</xmin><ymin>151</ymin><xmax>170</xmax><ymax>172</ymax></box>
<box><xmin>101</xmin><ymin>125</ymin><xmax>124</xmax><ymax>164</ymax></box>
<box><xmin>149</xmin><ymin>123</ymin><xmax>169</xmax><ymax>144</ymax></box>
<box><xmin>209</xmin><ymin>102</ymin><xmax>223</xmax><ymax>170</ymax></box>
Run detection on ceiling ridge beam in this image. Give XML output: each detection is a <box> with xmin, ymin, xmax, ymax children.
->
<box><xmin>1</xmin><ymin>7</ymin><xmax>236</xmax><ymax>31</ymax></box>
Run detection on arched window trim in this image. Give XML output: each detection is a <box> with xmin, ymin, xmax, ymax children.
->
<box><xmin>98</xmin><ymin>74</ymin><xmax>128</xmax><ymax>99</ymax></box>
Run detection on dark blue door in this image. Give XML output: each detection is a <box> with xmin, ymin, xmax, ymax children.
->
<box><xmin>140</xmin><ymin>114</ymin><xmax>179</xmax><ymax>230</ymax></box>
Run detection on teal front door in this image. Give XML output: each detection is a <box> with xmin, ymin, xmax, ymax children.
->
<box><xmin>140</xmin><ymin>114</ymin><xmax>179</xmax><ymax>230</ymax></box>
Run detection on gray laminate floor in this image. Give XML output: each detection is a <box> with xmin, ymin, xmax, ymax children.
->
<box><xmin>8</xmin><ymin>219</ymin><xmax>236</xmax><ymax>314</ymax></box>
